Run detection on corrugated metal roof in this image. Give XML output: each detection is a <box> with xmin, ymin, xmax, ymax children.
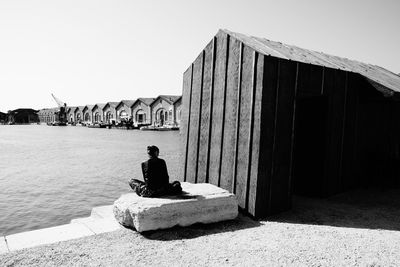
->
<box><xmin>222</xmin><ymin>29</ymin><xmax>400</xmax><ymax>94</ymax></box>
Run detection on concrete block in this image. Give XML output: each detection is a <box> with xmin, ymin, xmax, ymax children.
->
<box><xmin>71</xmin><ymin>217</ymin><xmax>122</xmax><ymax>234</ymax></box>
<box><xmin>0</xmin><ymin>236</ymin><xmax>9</xmax><ymax>254</ymax></box>
<box><xmin>113</xmin><ymin>182</ymin><xmax>238</xmax><ymax>232</ymax></box>
<box><xmin>90</xmin><ymin>205</ymin><xmax>114</xmax><ymax>219</ymax></box>
<box><xmin>6</xmin><ymin>223</ymin><xmax>94</xmax><ymax>251</ymax></box>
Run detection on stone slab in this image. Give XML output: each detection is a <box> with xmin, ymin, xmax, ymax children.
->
<box><xmin>90</xmin><ymin>205</ymin><xmax>114</xmax><ymax>219</ymax></box>
<box><xmin>113</xmin><ymin>182</ymin><xmax>238</xmax><ymax>232</ymax></box>
<box><xmin>6</xmin><ymin>223</ymin><xmax>94</xmax><ymax>251</ymax></box>
<box><xmin>71</xmin><ymin>217</ymin><xmax>122</xmax><ymax>234</ymax></box>
<box><xmin>0</xmin><ymin>236</ymin><xmax>9</xmax><ymax>254</ymax></box>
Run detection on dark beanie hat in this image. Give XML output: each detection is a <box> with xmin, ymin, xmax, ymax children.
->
<box><xmin>147</xmin><ymin>145</ymin><xmax>159</xmax><ymax>156</ymax></box>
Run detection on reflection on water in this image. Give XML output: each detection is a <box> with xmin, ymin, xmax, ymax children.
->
<box><xmin>0</xmin><ymin>125</ymin><xmax>182</xmax><ymax>235</ymax></box>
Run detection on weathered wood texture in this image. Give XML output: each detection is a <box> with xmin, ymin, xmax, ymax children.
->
<box><xmin>220</xmin><ymin>37</ymin><xmax>241</xmax><ymax>192</ymax></box>
<box><xmin>322</xmin><ymin>69</ymin><xmax>347</xmax><ymax>196</ymax></box>
<box><xmin>253</xmin><ymin>56</ymin><xmax>279</xmax><ymax>218</ymax></box>
<box><xmin>181</xmin><ymin>30</ymin><xmax>400</xmax><ymax>218</ymax></box>
<box><xmin>185</xmin><ymin>53</ymin><xmax>203</xmax><ymax>183</ymax></box>
<box><xmin>267</xmin><ymin>59</ymin><xmax>297</xmax><ymax>214</ymax></box>
<box><xmin>197</xmin><ymin>41</ymin><xmax>214</xmax><ymax>183</ymax></box>
<box><xmin>234</xmin><ymin>45</ymin><xmax>255</xmax><ymax>209</ymax></box>
<box><xmin>247</xmin><ymin>53</ymin><xmax>264</xmax><ymax>215</ymax></box>
<box><xmin>181</xmin><ymin>65</ymin><xmax>192</xmax><ymax>181</ymax></box>
<box><xmin>208</xmin><ymin>33</ymin><xmax>228</xmax><ymax>186</ymax></box>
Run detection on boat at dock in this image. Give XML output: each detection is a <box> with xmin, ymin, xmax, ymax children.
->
<box><xmin>140</xmin><ymin>125</ymin><xmax>179</xmax><ymax>131</ymax></box>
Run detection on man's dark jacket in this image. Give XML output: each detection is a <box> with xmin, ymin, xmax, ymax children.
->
<box><xmin>141</xmin><ymin>157</ymin><xmax>169</xmax><ymax>190</ymax></box>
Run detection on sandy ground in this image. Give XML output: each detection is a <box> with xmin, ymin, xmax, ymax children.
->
<box><xmin>2</xmin><ymin>187</ymin><xmax>400</xmax><ymax>266</ymax></box>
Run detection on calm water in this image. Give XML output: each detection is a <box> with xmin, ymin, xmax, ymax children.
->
<box><xmin>0</xmin><ymin>125</ymin><xmax>182</xmax><ymax>235</ymax></box>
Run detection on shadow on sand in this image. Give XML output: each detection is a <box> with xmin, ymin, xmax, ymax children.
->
<box><xmin>141</xmin><ymin>214</ymin><xmax>261</xmax><ymax>241</ymax></box>
<box><xmin>268</xmin><ymin>187</ymin><xmax>400</xmax><ymax>231</ymax></box>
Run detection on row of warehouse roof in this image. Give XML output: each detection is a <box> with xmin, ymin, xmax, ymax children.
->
<box><xmin>38</xmin><ymin>95</ymin><xmax>182</xmax><ymax>126</ymax></box>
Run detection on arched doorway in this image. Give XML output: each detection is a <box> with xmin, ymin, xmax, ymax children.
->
<box><xmin>119</xmin><ymin>110</ymin><xmax>128</xmax><ymax>121</ymax></box>
<box><xmin>76</xmin><ymin>113</ymin><xmax>81</xmax><ymax>123</ymax></box>
<box><xmin>70</xmin><ymin>115</ymin><xmax>73</xmax><ymax>123</ymax></box>
<box><xmin>136</xmin><ymin>109</ymin><xmax>146</xmax><ymax>123</ymax></box>
<box><xmin>84</xmin><ymin>112</ymin><xmax>90</xmax><ymax>122</ymax></box>
<box><xmin>106</xmin><ymin>111</ymin><xmax>112</xmax><ymax>123</ymax></box>
<box><xmin>94</xmin><ymin>112</ymin><xmax>100</xmax><ymax>123</ymax></box>
<box><xmin>156</xmin><ymin>108</ymin><xmax>167</xmax><ymax>126</ymax></box>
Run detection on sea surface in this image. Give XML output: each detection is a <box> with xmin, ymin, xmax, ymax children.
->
<box><xmin>0</xmin><ymin>125</ymin><xmax>182</xmax><ymax>235</ymax></box>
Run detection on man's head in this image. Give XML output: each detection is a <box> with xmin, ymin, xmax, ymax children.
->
<box><xmin>147</xmin><ymin>145</ymin><xmax>159</xmax><ymax>158</ymax></box>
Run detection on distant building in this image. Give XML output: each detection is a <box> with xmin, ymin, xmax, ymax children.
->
<box><xmin>74</xmin><ymin>106</ymin><xmax>84</xmax><ymax>123</ymax></box>
<box><xmin>8</xmin><ymin>109</ymin><xmax>39</xmax><ymax>124</ymax></box>
<box><xmin>0</xmin><ymin>111</ymin><xmax>6</xmax><ymax>124</ymax></box>
<box><xmin>103</xmin><ymin>102</ymin><xmax>119</xmax><ymax>124</ymax></box>
<box><xmin>67</xmin><ymin>107</ymin><xmax>77</xmax><ymax>123</ymax></box>
<box><xmin>173</xmin><ymin>96</ymin><xmax>182</xmax><ymax>126</ymax></box>
<box><xmin>150</xmin><ymin>95</ymin><xmax>181</xmax><ymax>126</ymax></box>
<box><xmin>115</xmin><ymin>100</ymin><xmax>135</xmax><ymax>122</ymax></box>
<box><xmin>82</xmin><ymin>105</ymin><xmax>94</xmax><ymax>124</ymax></box>
<box><xmin>131</xmin><ymin>98</ymin><xmax>155</xmax><ymax>125</ymax></box>
<box><xmin>38</xmin><ymin>108</ymin><xmax>58</xmax><ymax>124</ymax></box>
<box><xmin>92</xmin><ymin>104</ymin><xmax>106</xmax><ymax>123</ymax></box>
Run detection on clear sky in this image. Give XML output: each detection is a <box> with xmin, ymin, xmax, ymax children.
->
<box><xmin>0</xmin><ymin>0</ymin><xmax>399</xmax><ymax>111</ymax></box>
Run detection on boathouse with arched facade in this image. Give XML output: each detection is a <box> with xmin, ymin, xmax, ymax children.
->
<box><xmin>131</xmin><ymin>98</ymin><xmax>155</xmax><ymax>125</ymax></box>
<box><xmin>102</xmin><ymin>102</ymin><xmax>119</xmax><ymax>124</ymax></box>
<box><xmin>82</xmin><ymin>105</ymin><xmax>94</xmax><ymax>124</ymax></box>
<box><xmin>150</xmin><ymin>95</ymin><xmax>181</xmax><ymax>126</ymax></box>
<box><xmin>67</xmin><ymin>107</ymin><xmax>77</xmax><ymax>123</ymax></box>
<box><xmin>92</xmin><ymin>104</ymin><xmax>106</xmax><ymax>123</ymax></box>
<box><xmin>115</xmin><ymin>100</ymin><xmax>135</xmax><ymax>122</ymax></box>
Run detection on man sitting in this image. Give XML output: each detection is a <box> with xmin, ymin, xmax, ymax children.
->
<box><xmin>129</xmin><ymin>145</ymin><xmax>182</xmax><ymax>197</ymax></box>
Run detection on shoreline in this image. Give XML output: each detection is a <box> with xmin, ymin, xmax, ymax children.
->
<box><xmin>2</xmin><ymin>188</ymin><xmax>400</xmax><ymax>266</ymax></box>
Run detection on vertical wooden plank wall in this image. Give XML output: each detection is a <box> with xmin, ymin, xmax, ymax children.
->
<box><xmin>208</xmin><ymin>34</ymin><xmax>228</xmax><ymax>186</ymax></box>
<box><xmin>322</xmin><ymin>69</ymin><xmax>347</xmax><ymax>195</ymax></box>
<box><xmin>197</xmin><ymin>41</ymin><xmax>214</xmax><ymax>183</ymax></box>
<box><xmin>341</xmin><ymin>73</ymin><xmax>361</xmax><ymax>190</ymax></box>
<box><xmin>185</xmin><ymin>53</ymin><xmax>204</xmax><ymax>183</ymax></box>
<box><xmin>247</xmin><ymin>54</ymin><xmax>264</xmax><ymax>215</ymax></box>
<box><xmin>180</xmin><ymin>65</ymin><xmax>192</xmax><ymax>181</ymax></box>
<box><xmin>267</xmin><ymin>60</ymin><xmax>298</xmax><ymax>214</ymax></box>
<box><xmin>181</xmin><ymin>31</ymin><xmax>270</xmax><ymax>216</ymax></box>
<box><xmin>220</xmin><ymin>37</ymin><xmax>241</xmax><ymax>192</ymax></box>
<box><xmin>254</xmin><ymin>56</ymin><xmax>279</xmax><ymax>218</ymax></box>
<box><xmin>235</xmin><ymin>45</ymin><xmax>256</xmax><ymax>208</ymax></box>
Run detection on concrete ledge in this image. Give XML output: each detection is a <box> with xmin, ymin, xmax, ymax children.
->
<box><xmin>71</xmin><ymin>217</ymin><xmax>122</xmax><ymax>234</ymax></box>
<box><xmin>113</xmin><ymin>182</ymin><xmax>238</xmax><ymax>232</ymax></box>
<box><xmin>6</xmin><ymin>223</ymin><xmax>94</xmax><ymax>251</ymax></box>
<box><xmin>0</xmin><ymin>236</ymin><xmax>9</xmax><ymax>254</ymax></box>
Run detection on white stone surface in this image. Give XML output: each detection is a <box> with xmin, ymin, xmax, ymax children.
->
<box><xmin>6</xmin><ymin>223</ymin><xmax>94</xmax><ymax>251</ymax></box>
<box><xmin>113</xmin><ymin>182</ymin><xmax>238</xmax><ymax>232</ymax></box>
<box><xmin>91</xmin><ymin>205</ymin><xmax>114</xmax><ymax>219</ymax></box>
<box><xmin>0</xmin><ymin>236</ymin><xmax>9</xmax><ymax>254</ymax></box>
<box><xmin>71</xmin><ymin>217</ymin><xmax>122</xmax><ymax>234</ymax></box>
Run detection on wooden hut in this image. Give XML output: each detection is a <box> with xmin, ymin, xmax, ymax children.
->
<box><xmin>180</xmin><ymin>29</ymin><xmax>400</xmax><ymax>218</ymax></box>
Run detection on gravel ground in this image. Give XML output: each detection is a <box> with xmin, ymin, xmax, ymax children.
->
<box><xmin>2</xmin><ymin>188</ymin><xmax>400</xmax><ymax>266</ymax></box>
